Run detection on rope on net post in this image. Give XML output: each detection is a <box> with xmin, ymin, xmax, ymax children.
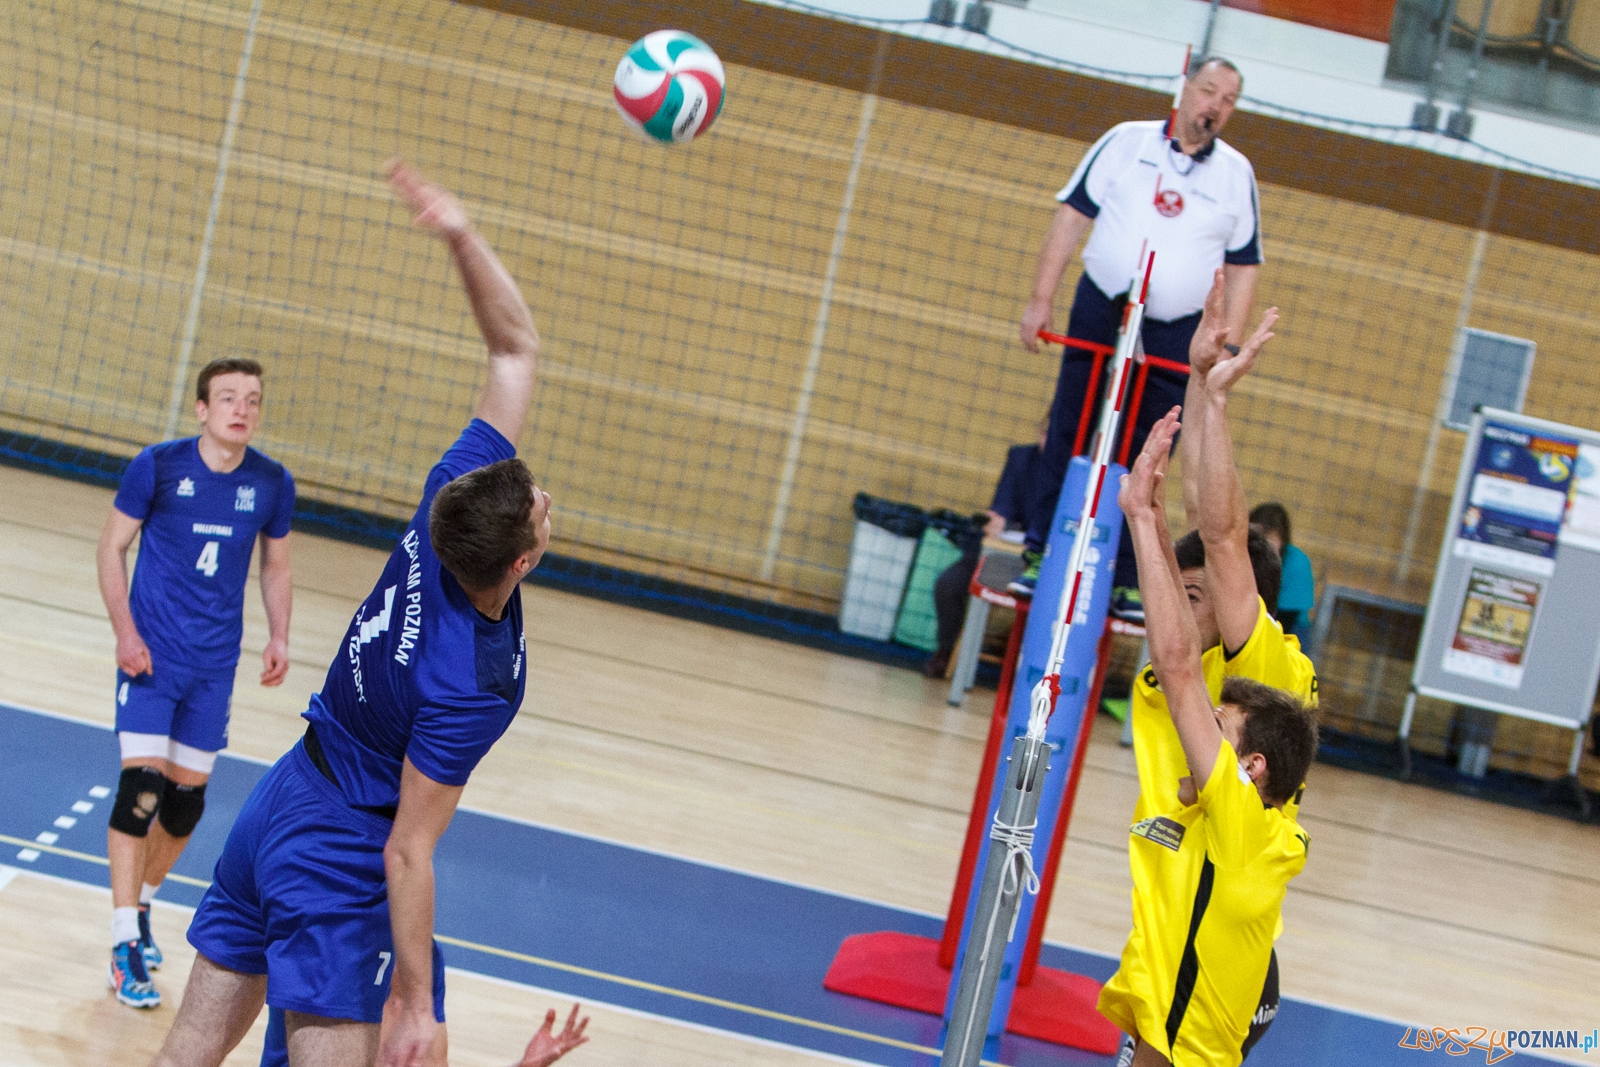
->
<box><xmin>940</xmin><ymin>249</ymin><xmax>1153</xmax><ymax>1067</ymax></box>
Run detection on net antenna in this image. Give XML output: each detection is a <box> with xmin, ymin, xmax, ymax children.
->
<box><xmin>1027</xmin><ymin>247</ymin><xmax>1154</xmax><ymax>742</ymax></box>
<box><xmin>940</xmin><ymin>246</ymin><xmax>1153</xmax><ymax>1067</ymax></box>
<box><xmin>1171</xmin><ymin>44</ymin><xmax>1191</xmax><ymax>134</ymax></box>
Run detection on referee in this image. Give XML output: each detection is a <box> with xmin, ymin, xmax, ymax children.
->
<box><xmin>1014</xmin><ymin>57</ymin><xmax>1262</xmax><ymax>616</ymax></box>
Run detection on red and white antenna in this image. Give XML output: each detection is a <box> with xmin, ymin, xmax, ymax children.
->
<box><xmin>1025</xmin><ymin>247</ymin><xmax>1155</xmax><ymax>741</ymax></box>
<box><xmin>1168</xmin><ymin>45</ymin><xmax>1191</xmax><ymax>140</ymax></box>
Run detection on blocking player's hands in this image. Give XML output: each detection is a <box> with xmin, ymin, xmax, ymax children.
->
<box><xmin>1205</xmin><ymin>305</ymin><xmax>1277</xmax><ymax>397</ymax></box>
<box><xmin>1118</xmin><ymin>406</ymin><xmax>1180</xmax><ymax>525</ymax></box>
<box><xmin>1187</xmin><ymin>268</ymin><xmax>1232</xmax><ymax>380</ymax></box>
<box><xmin>115</xmin><ymin>626</ymin><xmax>154</xmax><ymax>677</ymax></box>
<box><xmin>260</xmin><ymin>637</ymin><xmax>290</xmax><ymax>686</ymax></box>
<box><xmin>387</xmin><ymin>158</ymin><xmax>470</xmax><ymax>241</ymax></box>
<box><xmin>516</xmin><ymin>1004</ymin><xmax>590</xmax><ymax>1067</ymax></box>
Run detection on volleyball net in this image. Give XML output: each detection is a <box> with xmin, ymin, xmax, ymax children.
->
<box><xmin>3</xmin><ymin>0</ymin><xmax>1599</xmax><ymax>773</ymax></box>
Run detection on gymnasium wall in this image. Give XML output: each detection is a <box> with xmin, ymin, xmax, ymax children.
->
<box><xmin>3</xmin><ymin>0</ymin><xmax>1598</xmax><ymax>757</ymax></box>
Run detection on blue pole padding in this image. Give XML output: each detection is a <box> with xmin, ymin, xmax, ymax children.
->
<box><xmin>940</xmin><ymin>455</ymin><xmax>1125</xmax><ymax>1053</ymax></box>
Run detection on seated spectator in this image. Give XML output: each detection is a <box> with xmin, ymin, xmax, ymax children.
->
<box><xmin>1250</xmin><ymin>502</ymin><xmax>1315</xmax><ymax>642</ymax></box>
<box><xmin>924</xmin><ymin>419</ymin><xmax>1052</xmax><ymax>678</ymax></box>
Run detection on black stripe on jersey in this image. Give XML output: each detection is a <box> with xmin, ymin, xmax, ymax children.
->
<box><xmin>1165</xmin><ymin>856</ymin><xmax>1217</xmax><ymax>1051</ymax></box>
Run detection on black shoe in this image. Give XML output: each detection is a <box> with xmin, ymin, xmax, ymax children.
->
<box><xmin>922</xmin><ymin>649</ymin><xmax>952</xmax><ymax>679</ymax></box>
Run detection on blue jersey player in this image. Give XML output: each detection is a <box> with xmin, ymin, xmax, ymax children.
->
<box><xmin>147</xmin><ymin>162</ymin><xmax>588</xmax><ymax>1067</ymax></box>
<box><xmin>98</xmin><ymin>356</ymin><xmax>295</xmax><ymax>1009</ymax></box>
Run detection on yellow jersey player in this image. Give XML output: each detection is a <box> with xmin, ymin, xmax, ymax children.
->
<box><xmin>1177</xmin><ymin>268</ymin><xmax>1318</xmax><ymax>825</ymax></box>
<box><xmin>1104</xmin><ymin>407</ymin><xmax>1317</xmax><ymax>1067</ymax></box>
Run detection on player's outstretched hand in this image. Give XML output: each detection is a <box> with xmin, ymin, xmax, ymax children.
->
<box><xmin>1188</xmin><ymin>268</ymin><xmax>1231</xmax><ymax>378</ymax></box>
<box><xmin>260</xmin><ymin>637</ymin><xmax>290</xmax><ymax>687</ymax></box>
<box><xmin>1118</xmin><ymin>406</ymin><xmax>1180</xmax><ymax>521</ymax></box>
<box><xmin>516</xmin><ymin>1004</ymin><xmax>590</xmax><ymax>1067</ymax></box>
<box><xmin>1205</xmin><ymin>306</ymin><xmax>1277</xmax><ymax>396</ymax></box>
<box><xmin>386</xmin><ymin>158</ymin><xmax>470</xmax><ymax>240</ymax></box>
<box><xmin>115</xmin><ymin>628</ymin><xmax>153</xmax><ymax>677</ymax></box>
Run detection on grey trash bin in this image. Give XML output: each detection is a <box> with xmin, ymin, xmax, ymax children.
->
<box><xmin>839</xmin><ymin>493</ymin><xmax>927</xmax><ymax>640</ymax></box>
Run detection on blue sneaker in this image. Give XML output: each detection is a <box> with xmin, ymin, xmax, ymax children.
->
<box><xmin>138</xmin><ymin>903</ymin><xmax>162</xmax><ymax>970</ymax></box>
<box><xmin>109</xmin><ymin>940</ymin><xmax>161</xmax><ymax>1009</ymax></box>
<box><xmin>1007</xmin><ymin>550</ymin><xmax>1042</xmax><ymax>597</ymax></box>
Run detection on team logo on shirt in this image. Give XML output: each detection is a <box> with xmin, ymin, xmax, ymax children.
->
<box><xmin>1153</xmin><ymin>175</ymin><xmax>1184</xmax><ymax>218</ymax></box>
<box><xmin>234</xmin><ymin>485</ymin><xmax>256</xmax><ymax>512</ymax></box>
<box><xmin>177</xmin><ymin>478</ymin><xmax>196</xmax><ymax>497</ymax></box>
<box><xmin>1131</xmin><ymin>815</ymin><xmax>1186</xmax><ymax>851</ymax></box>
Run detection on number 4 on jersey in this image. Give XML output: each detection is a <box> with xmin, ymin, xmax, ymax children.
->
<box><xmin>195</xmin><ymin>540</ymin><xmax>220</xmax><ymax>577</ymax></box>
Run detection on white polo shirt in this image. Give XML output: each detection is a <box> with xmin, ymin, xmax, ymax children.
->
<box><xmin>1057</xmin><ymin>120</ymin><xmax>1262</xmax><ymax>322</ymax></box>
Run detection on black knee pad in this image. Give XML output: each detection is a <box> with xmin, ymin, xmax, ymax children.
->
<box><xmin>110</xmin><ymin>766</ymin><xmax>166</xmax><ymax>837</ymax></box>
<box><xmin>157</xmin><ymin>779</ymin><xmax>207</xmax><ymax>839</ymax></box>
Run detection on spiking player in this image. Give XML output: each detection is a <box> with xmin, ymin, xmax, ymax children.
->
<box><xmin>146</xmin><ymin>161</ymin><xmax>586</xmax><ymax>1067</ymax></box>
<box><xmin>98</xmin><ymin>356</ymin><xmax>295</xmax><ymax>1009</ymax></box>
<box><xmin>1106</xmin><ymin>405</ymin><xmax>1318</xmax><ymax>1067</ymax></box>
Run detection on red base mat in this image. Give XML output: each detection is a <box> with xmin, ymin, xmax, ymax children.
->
<box><xmin>822</xmin><ymin>931</ymin><xmax>1122</xmax><ymax>1054</ymax></box>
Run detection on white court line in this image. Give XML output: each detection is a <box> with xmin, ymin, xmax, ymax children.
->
<box><xmin>448</xmin><ymin>967</ymin><xmax>895</xmax><ymax>1067</ymax></box>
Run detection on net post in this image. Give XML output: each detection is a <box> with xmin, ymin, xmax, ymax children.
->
<box><xmin>939</xmin><ymin>734</ymin><xmax>1050</xmax><ymax>1067</ymax></box>
<box><xmin>939</xmin><ymin>598</ymin><xmax>1031</xmax><ymax>968</ymax></box>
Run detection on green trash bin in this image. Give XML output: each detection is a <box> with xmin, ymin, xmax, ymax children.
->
<box><xmin>893</xmin><ymin>511</ymin><xmax>984</xmax><ymax>652</ymax></box>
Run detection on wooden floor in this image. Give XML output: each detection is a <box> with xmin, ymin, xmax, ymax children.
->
<box><xmin>3</xmin><ymin>462</ymin><xmax>1599</xmax><ymax>1065</ymax></box>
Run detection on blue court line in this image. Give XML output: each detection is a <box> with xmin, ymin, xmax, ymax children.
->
<box><xmin>1</xmin><ymin>702</ymin><xmax>1564</xmax><ymax>1067</ymax></box>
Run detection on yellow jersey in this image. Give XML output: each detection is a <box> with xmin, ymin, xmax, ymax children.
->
<box><xmin>1098</xmin><ymin>738</ymin><xmax>1309</xmax><ymax>1066</ymax></box>
<box><xmin>1097</xmin><ymin>600</ymin><xmax>1317</xmax><ymax>1066</ymax></box>
<box><xmin>1127</xmin><ymin>598</ymin><xmax>1317</xmax><ymax>824</ymax></box>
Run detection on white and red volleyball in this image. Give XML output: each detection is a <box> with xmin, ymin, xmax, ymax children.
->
<box><xmin>612</xmin><ymin>30</ymin><xmax>725</xmax><ymax>144</ymax></box>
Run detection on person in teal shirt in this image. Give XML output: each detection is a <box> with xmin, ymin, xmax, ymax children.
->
<box><xmin>1250</xmin><ymin>502</ymin><xmax>1315</xmax><ymax>642</ymax></box>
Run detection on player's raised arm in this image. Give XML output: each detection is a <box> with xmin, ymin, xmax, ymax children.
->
<box><xmin>1195</xmin><ymin>301</ymin><xmax>1279</xmax><ymax>654</ymax></box>
<box><xmin>1119</xmin><ymin>408</ymin><xmax>1224</xmax><ymax>781</ymax></box>
<box><xmin>386</xmin><ymin>159</ymin><xmax>540</xmax><ymax>446</ymax></box>
<box><xmin>1180</xmin><ymin>268</ymin><xmax>1231</xmax><ymax>528</ymax></box>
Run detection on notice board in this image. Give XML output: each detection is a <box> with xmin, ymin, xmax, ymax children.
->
<box><xmin>1410</xmin><ymin>408</ymin><xmax>1600</xmax><ymax>729</ymax></box>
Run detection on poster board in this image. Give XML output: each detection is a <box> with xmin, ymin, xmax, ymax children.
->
<box><xmin>1409</xmin><ymin>408</ymin><xmax>1600</xmax><ymax>731</ymax></box>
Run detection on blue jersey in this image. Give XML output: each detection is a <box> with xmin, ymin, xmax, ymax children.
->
<box><xmin>115</xmin><ymin>438</ymin><xmax>295</xmax><ymax>673</ymax></box>
<box><xmin>305</xmin><ymin>420</ymin><xmax>527</xmax><ymax>807</ymax></box>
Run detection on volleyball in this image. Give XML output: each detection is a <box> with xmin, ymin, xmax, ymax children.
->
<box><xmin>612</xmin><ymin>30</ymin><xmax>725</xmax><ymax>144</ymax></box>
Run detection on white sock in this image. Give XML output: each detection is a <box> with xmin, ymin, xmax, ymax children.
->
<box><xmin>140</xmin><ymin>883</ymin><xmax>159</xmax><ymax>906</ymax></box>
<box><xmin>112</xmin><ymin>906</ymin><xmax>140</xmax><ymax>947</ymax></box>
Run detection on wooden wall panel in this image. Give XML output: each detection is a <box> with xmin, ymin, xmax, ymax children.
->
<box><xmin>2</xmin><ymin>0</ymin><xmax>1597</xmax><ymax>627</ymax></box>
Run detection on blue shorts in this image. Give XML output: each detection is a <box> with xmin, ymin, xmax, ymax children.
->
<box><xmin>187</xmin><ymin>741</ymin><xmax>446</xmax><ymax>1025</ymax></box>
<box><xmin>114</xmin><ymin>663</ymin><xmax>234</xmax><ymax>753</ymax></box>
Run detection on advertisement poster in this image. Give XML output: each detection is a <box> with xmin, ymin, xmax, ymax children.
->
<box><xmin>1453</xmin><ymin>421</ymin><xmax>1578</xmax><ymax>577</ymax></box>
<box><xmin>1559</xmin><ymin>442</ymin><xmax>1600</xmax><ymax>553</ymax></box>
<box><xmin>1441</xmin><ymin>567</ymin><xmax>1541</xmax><ymax>689</ymax></box>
